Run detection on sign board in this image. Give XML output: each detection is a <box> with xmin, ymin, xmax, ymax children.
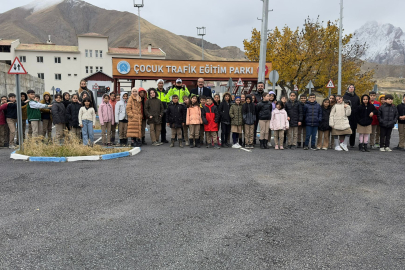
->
<box><xmin>294</xmin><ymin>85</ymin><xmax>299</xmax><ymax>91</ymax></box>
<box><xmin>257</xmin><ymin>65</ymin><xmax>269</xmax><ymax>76</ymax></box>
<box><xmin>326</xmin><ymin>79</ymin><xmax>335</xmax><ymax>88</ymax></box>
<box><xmin>212</xmin><ymin>90</ymin><xmax>216</xmax><ymax>94</ymax></box>
<box><xmin>8</xmin><ymin>57</ymin><xmax>27</xmax><ymax>75</ymax></box>
<box><xmin>269</xmin><ymin>70</ymin><xmax>279</xmax><ymax>84</ymax></box>
<box><xmin>306</xmin><ymin>80</ymin><xmax>314</xmax><ymax>89</ymax></box>
<box><xmin>56</xmin><ymin>88</ymin><xmax>61</xmax><ymax>93</ymax></box>
<box><xmin>92</xmin><ymin>83</ymin><xmax>99</xmax><ymax>90</ymax></box>
<box><xmin>112</xmin><ymin>59</ymin><xmax>272</xmax><ymax>80</ymax></box>
<box><xmin>236</xmin><ymin>78</ymin><xmax>244</xmax><ymax>86</ymax></box>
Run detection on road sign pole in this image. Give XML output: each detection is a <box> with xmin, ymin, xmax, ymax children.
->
<box><xmin>272</xmin><ymin>72</ymin><xmax>276</xmax><ymax>93</ymax></box>
<box><xmin>338</xmin><ymin>0</ymin><xmax>343</xmax><ymax>95</ymax></box>
<box><xmin>16</xmin><ymin>74</ymin><xmax>23</xmax><ymax>151</ymax></box>
<box><xmin>258</xmin><ymin>0</ymin><xmax>269</xmax><ymax>82</ymax></box>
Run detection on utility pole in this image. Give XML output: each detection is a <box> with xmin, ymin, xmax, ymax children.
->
<box><xmin>133</xmin><ymin>0</ymin><xmax>144</xmax><ymax>58</ymax></box>
<box><xmin>258</xmin><ymin>0</ymin><xmax>269</xmax><ymax>83</ymax></box>
<box><xmin>197</xmin><ymin>27</ymin><xmax>206</xmax><ymax>60</ymax></box>
<box><xmin>338</xmin><ymin>0</ymin><xmax>343</xmax><ymax>95</ymax></box>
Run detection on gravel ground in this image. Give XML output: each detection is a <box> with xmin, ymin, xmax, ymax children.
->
<box><xmin>0</xmin><ymin>132</ymin><xmax>404</xmax><ymax>269</ymax></box>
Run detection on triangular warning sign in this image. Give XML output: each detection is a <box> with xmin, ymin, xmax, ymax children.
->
<box><xmin>8</xmin><ymin>57</ymin><xmax>27</xmax><ymax>75</ymax></box>
<box><xmin>236</xmin><ymin>78</ymin><xmax>244</xmax><ymax>86</ymax></box>
<box><xmin>326</xmin><ymin>79</ymin><xmax>335</xmax><ymax>88</ymax></box>
<box><xmin>294</xmin><ymin>85</ymin><xmax>299</xmax><ymax>91</ymax></box>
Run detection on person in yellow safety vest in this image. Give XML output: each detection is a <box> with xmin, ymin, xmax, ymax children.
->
<box><xmin>156</xmin><ymin>79</ymin><xmax>170</xmax><ymax>143</ymax></box>
<box><xmin>167</xmin><ymin>78</ymin><xmax>190</xmax><ymax>104</ymax></box>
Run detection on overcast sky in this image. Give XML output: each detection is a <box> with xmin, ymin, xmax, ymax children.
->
<box><xmin>1</xmin><ymin>0</ymin><xmax>405</xmax><ymax>49</ymax></box>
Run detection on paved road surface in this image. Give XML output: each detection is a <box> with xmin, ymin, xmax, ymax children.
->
<box><xmin>0</xmin><ymin>133</ymin><xmax>404</xmax><ymax>269</ymax></box>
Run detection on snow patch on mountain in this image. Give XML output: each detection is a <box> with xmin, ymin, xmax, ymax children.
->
<box><xmin>350</xmin><ymin>21</ymin><xmax>405</xmax><ymax>65</ymax></box>
<box><xmin>23</xmin><ymin>0</ymin><xmax>87</xmax><ymax>13</ymax></box>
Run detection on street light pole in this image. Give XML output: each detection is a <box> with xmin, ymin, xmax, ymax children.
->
<box><xmin>197</xmin><ymin>27</ymin><xmax>206</xmax><ymax>60</ymax></box>
<box><xmin>258</xmin><ymin>0</ymin><xmax>269</xmax><ymax>83</ymax></box>
<box><xmin>134</xmin><ymin>0</ymin><xmax>144</xmax><ymax>58</ymax></box>
<box><xmin>338</xmin><ymin>0</ymin><xmax>343</xmax><ymax>95</ymax></box>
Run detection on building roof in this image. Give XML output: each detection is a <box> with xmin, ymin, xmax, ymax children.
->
<box><xmin>16</xmin><ymin>43</ymin><xmax>79</xmax><ymax>53</ymax></box>
<box><xmin>108</xmin><ymin>47</ymin><xmax>165</xmax><ymax>57</ymax></box>
<box><xmin>0</xmin><ymin>39</ymin><xmax>16</xmax><ymax>46</ymax></box>
<box><xmin>82</xmin><ymin>71</ymin><xmax>114</xmax><ymax>82</ymax></box>
<box><xmin>78</xmin><ymin>33</ymin><xmax>108</xmax><ymax>38</ymax></box>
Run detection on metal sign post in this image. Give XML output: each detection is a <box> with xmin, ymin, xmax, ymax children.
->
<box><xmin>8</xmin><ymin>57</ymin><xmax>27</xmax><ymax>151</ymax></box>
<box><xmin>269</xmin><ymin>70</ymin><xmax>279</xmax><ymax>97</ymax></box>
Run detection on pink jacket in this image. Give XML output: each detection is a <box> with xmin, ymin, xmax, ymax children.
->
<box><xmin>99</xmin><ymin>102</ymin><xmax>115</xmax><ymax>126</ymax></box>
<box><xmin>270</xmin><ymin>108</ymin><xmax>289</xmax><ymax>130</ymax></box>
<box><xmin>0</xmin><ymin>103</ymin><xmax>7</xmax><ymax>125</ymax></box>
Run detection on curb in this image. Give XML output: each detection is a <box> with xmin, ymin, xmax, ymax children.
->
<box><xmin>10</xmin><ymin>147</ymin><xmax>141</xmax><ymax>162</ymax></box>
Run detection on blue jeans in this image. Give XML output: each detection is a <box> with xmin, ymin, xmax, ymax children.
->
<box><xmin>305</xmin><ymin>126</ymin><xmax>318</xmax><ymax>148</ymax></box>
<box><xmin>82</xmin><ymin>120</ymin><xmax>94</xmax><ymax>146</ymax></box>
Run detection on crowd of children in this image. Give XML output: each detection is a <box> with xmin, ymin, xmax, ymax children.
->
<box><xmin>1</xmin><ymin>80</ymin><xmax>405</xmax><ymax>153</ymax></box>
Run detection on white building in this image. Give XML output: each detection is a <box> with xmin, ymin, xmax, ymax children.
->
<box><xmin>0</xmin><ymin>33</ymin><xmax>166</xmax><ymax>94</ymax></box>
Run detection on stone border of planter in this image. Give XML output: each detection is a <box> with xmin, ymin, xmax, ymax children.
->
<box><xmin>10</xmin><ymin>147</ymin><xmax>141</xmax><ymax>162</ymax></box>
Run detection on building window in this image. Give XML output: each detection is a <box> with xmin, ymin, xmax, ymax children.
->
<box><xmin>38</xmin><ymin>73</ymin><xmax>44</xmax><ymax>79</ymax></box>
<box><xmin>85</xmin><ymin>66</ymin><xmax>89</xmax><ymax>74</ymax></box>
<box><xmin>55</xmin><ymin>74</ymin><xmax>61</xmax><ymax>80</ymax></box>
<box><xmin>54</xmin><ymin>57</ymin><xmax>61</xmax><ymax>63</ymax></box>
<box><xmin>89</xmin><ymin>50</ymin><xmax>93</xmax><ymax>57</ymax></box>
<box><xmin>74</xmin><ymin>57</ymin><xmax>77</xmax><ymax>60</ymax></box>
<box><xmin>95</xmin><ymin>66</ymin><xmax>99</xmax><ymax>72</ymax></box>
<box><xmin>19</xmin><ymin>56</ymin><xmax>26</xmax><ymax>63</ymax></box>
<box><xmin>95</xmin><ymin>50</ymin><xmax>99</xmax><ymax>57</ymax></box>
<box><xmin>85</xmin><ymin>49</ymin><xmax>88</xmax><ymax>57</ymax></box>
<box><xmin>67</xmin><ymin>57</ymin><xmax>71</xmax><ymax>60</ymax></box>
<box><xmin>99</xmin><ymin>50</ymin><xmax>103</xmax><ymax>58</ymax></box>
<box><xmin>90</xmin><ymin>66</ymin><xmax>93</xmax><ymax>73</ymax></box>
<box><xmin>37</xmin><ymin>56</ymin><xmax>43</xmax><ymax>63</ymax></box>
<box><xmin>68</xmin><ymin>74</ymin><xmax>71</xmax><ymax>76</ymax></box>
<box><xmin>74</xmin><ymin>74</ymin><xmax>77</xmax><ymax>77</ymax></box>
<box><xmin>100</xmin><ymin>66</ymin><xmax>103</xmax><ymax>72</ymax></box>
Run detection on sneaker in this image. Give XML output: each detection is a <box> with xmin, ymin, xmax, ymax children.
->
<box><xmin>335</xmin><ymin>146</ymin><xmax>343</xmax><ymax>151</ymax></box>
<box><xmin>8</xmin><ymin>144</ymin><xmax>17</xmax><ymax>149</ymax></box>
<box><xmin>152</xmin><ymin>141</ymin><xmax>159</xmax><ymax>146</ymax></box>
<box><xmin>385</xmin><ymin>147</ymin><xmax>392</xmax><ymax>152</ymax></box>
<box><xmin>379</xmin><ymin>147</ymin><xmax>385</xmax><ymax>152</ymax></box>
<box><xmin>314</xmin><ymin>148</ymin><xmax>321</xmax><ymax>151</ymax></box>
<box><xmin>303</xmin><ymin>146</ymin><xmax>309</xmax><ymax>150</ymax></box>
<box><xmin>267</xmin><ymin>142</ymin><xmax>272</xmax><ymax>147</ymax></box>
<box><xmin>322</xmin><ymin>147</ymin><xmax>328</xmax><ymax>150</ymax></box>
<box><xmin>370</xmin><ymin>144</ymin><xmax>375</xmax><ymax>149</ymax></box>
<box><xmin>375</xmin><ymin>144</ymin><xmax>380</xmax><ymax>148</ymax></box>
<box><xmin>340</xmin><ymin>143</ymin><xmax>349</xmax><ymax>151</ymax></box>
<box><xmin>290</xmin><ymin>145</ymin><xmax>296</xmax><ymax>150</ymax></box>
<box><xmin>232</xmin><ymin>143</ymin><xmax>241</xmax><ymax>149</ymax></box>
<box><xmin>275</xmin><ymin>145</ymin><xmax>279</xmax><ymax>150</ymax></box>
<box><xmin>280</xmin><ymin>146</ymin><xmax>284</xmax><ymax>150</ymax></box>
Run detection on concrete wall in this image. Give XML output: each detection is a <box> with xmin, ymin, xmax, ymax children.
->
<box><xmin>0</xmin><ymin>62</ymin><xmax>45</xmax><ymax>97</ymax></box>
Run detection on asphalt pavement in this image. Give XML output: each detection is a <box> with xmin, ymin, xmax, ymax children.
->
<box><xmin>0</xmin><ymin>132</ymin><xmax>404</xmax><ymax>269</ymax></box>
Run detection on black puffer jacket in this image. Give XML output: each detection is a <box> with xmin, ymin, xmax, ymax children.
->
<box><xmin>355</xmin><ymin>103</ymin><xmax>377</xmax><ymax>127</ymax></box>
<box><xmin>285</xmin><ymin>100</ymin><xmax>303</xmax><ymax>127</ymax></box>
<box><xmin>218</xmin><ymin>100</ymin><xmax>231</xmax><ymax>124</ymax></box>
<box><xmin>378</xmin><ymin>103</ymin><xmax>398</xmax><ymax>128</ymax></box>
<box><xmin>397</xmin><ymin>103</ymin><xmax>405</xmax><ymax>124</ymax></box>
<box><xmin>318</xmin><ymin>106</ymin><xmax>331</xmax><ymax>131</ymax></box>
<box><xmin>242</xmin><ymin>98</ymin><xmax>256</xmax><ymax>125</ymax></box>
<box><xmin>66</xmin><ymin>102</ymin><xmax>82</xmax><ymax>128</ymax></box>
<box><xmin>51</xmin><ymin>101</ymin><xmax>66</xmax><ymax>125</ymax></box>
<box><xmin>343</xmin><ymin>91</ymin><xmax>360</xmax><ymax>127</ymax></box>
<box><xmin>166</xmin><ymin>102</ymin><xmax>186</xmax><ymax>128</ymax></box>
<box><xmin>254</xmin><ymin>90</ymin><xmax>264</xmax><ymax>104</ymax></box>
<box><xmin>256</xmin><ymin>100</ymin><xmax>272</xmax><ymax>120</ymax></box>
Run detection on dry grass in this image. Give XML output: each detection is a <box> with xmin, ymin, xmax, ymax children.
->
<box><xmin>17</xmin><ymin>131</ymin><xmax>131</xmax><ymax>157</ymax></box>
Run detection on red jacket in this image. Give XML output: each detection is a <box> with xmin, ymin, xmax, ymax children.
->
<box><xmin>0</xmin><ymin>103</ymin><xmax>7</xmax><ymax>125</ymax></box>
<box><xmin>371</xmin><ymin>100</ymin><xmax>381</xmax><ymax>125</ymax></box>
<box><xmin>202</xmin><ymin>103</ymin><xmax>219</xmax><ymax>132</ymax></box>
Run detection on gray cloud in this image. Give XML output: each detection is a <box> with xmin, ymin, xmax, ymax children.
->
<box><xmin>1</xmin><ymin>0</ymin><xmax>404</xmax><ymax>49</ymax></box>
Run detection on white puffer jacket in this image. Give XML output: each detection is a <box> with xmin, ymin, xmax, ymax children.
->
<box><xmin>329</xmin><ymin>102</ymin><xmax>351</xmax><ymax>130</ymax></box>
<box><xmin>115</xmin><ymin>92</ymin><xmax>128</xmax><ymax>121</ymax></box>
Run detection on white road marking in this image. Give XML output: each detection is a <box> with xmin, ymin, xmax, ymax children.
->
<box><xmin>240</xmin><ymin>147</ymin><xmax>252</xmax><ymax>152</ymax></box>
<box><xmin>95</xmin><ymin>137</ymin><xmax>102</xmax><ymax>143</ymax></box>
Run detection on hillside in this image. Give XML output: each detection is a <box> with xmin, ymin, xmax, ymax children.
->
<box><xmin>0</xmin><ymin>0</ymin><xmax>244</xmax><ymax>61</ymax></box>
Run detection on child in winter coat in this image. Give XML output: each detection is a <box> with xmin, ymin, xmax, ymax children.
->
<box><xmin>145</xmin><ymin>88</ymin><xmax>164</xmax><ymax>146</ymax></box>
<box><xmin>242</xmin><ymin>95</ymin><xmax>256</xmax><ymax>149</ymax></box>
<box><xmin>186</xmin><ymin>95</ymin><xmax>203</xmax><ymax>148</ymax></box>
<box><xmin>329</xmin><ymin>95</ymin><xmax>352</xmax><ymax>151</ymax></box>
<box><xmin>303</xmin><ymin>93</ymin><xmax>322</xmax><ymax>150</ymax></box>
<box><xmin>27</xmin><ymin>90</ymin><xmax>52</xmax><ymax>138</ymax></box>
<box><xmin>355</xmin><ymin>94</ymin><xmax>377</xmax><ymax>152</ymax></box>
<box><xmin>285</xmin><ymin>92</ymin><xmax>303</xmax><ymax>149</ymax></box>
<box><xmin>5</xmin><ymin>93</ymin><xmax>18</xmax><ymax>148</ymax></box>
<box><xmin>229</xmin><ymin>96</ymin><xmax>243</xmax><ymax>149</ymax></box>
<box><xmin>316</xmin><ymin>99</ymin><xmax>331</xmax><ymax>150</ymax></box>
<box><xmin>166</xmin><ymin>94</ymin><xmax>186</xmax><ymax>147</ymax></box>
<box><xmin>218</xmin><ymin>92</ymin><xmax>232</xmax><ymax>147</ymax></box>
<box><xmin>115</xmin><ymin>92</ymin><xmax>129</xmax><ymax>146</ymax></box>
<box><xmin>79</xmin><ymin>97</ymin><xmax>96</xmax><ymax>146</ymax></box>
<box><xmin>397</xmin><ymin>94</ymin><xmax>405</xmax><ymax>150</ymax></box>
<box><xmin>202</xmin><ymin>96</ymin><xmax>220</xmax><ymax>149</ymax></box>
<box><xmin>270</xmin><ymin>101</ymin><xmax>289</xmax><ymax>150</ymax></box>
<box><xmin>99</xmin><ymin>94</ymin><xmax>115</xmax><ymax>146</ymax></box>
<box><xmin>182</xmin><ymin>96</ymin><xmax>190</xmax><ymax>145</ymax></box>
<box><xmin>66</xmin><ymin>94</ymin><xmax>82</xmax><ymax>138</ymax></box>
<box><xmin>109</xmin><ymin>92</ymin><xmax>118</xmax><ymax>144</ymax></box>
<box><xmin>256</xmin><ymin>92</ymin><xmax>272</xmax><ymax>149</ymax></box>
<box><xmin>51</xmin><ymin>94</ymin><xmax>67</xmax><ymax>143</ymax></box>
<box><xmin>297</xmin><ymin>95</ymin><xmax>307</xmax><ymax>148</ymax></box>
<box><xmin>0</xmin><ymin>96</ymin><xmax>8</xmax><ymax>148</ymax></box>
<box><xmin>40</xmin><ymin>92</ymin><xmax>53</xmax><ymax>140</ymax></box>
<box><xmin>378</xmin><ymin>94</ymin><xmax>398</xmax><ymax>152</ymax></box>
<box><xmin>369</xmin><ymin>91</ymin><xmax>381</xmax><ymax>148</ymax></box>
<box><xmin>199</xmin><ymin>95</ymin><xmax>207</xmax><ymax>146</ymax></box>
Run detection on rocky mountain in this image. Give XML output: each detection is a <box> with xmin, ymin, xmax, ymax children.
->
<box><xmin>350</xmin><ymin>21</ymin><xmax>405</xmax><ymax>65</ymax></box>
<box><xmin>0</xmin><ymin>0</ymin><xmax>245</xmax><ymax>61</ymax></box>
